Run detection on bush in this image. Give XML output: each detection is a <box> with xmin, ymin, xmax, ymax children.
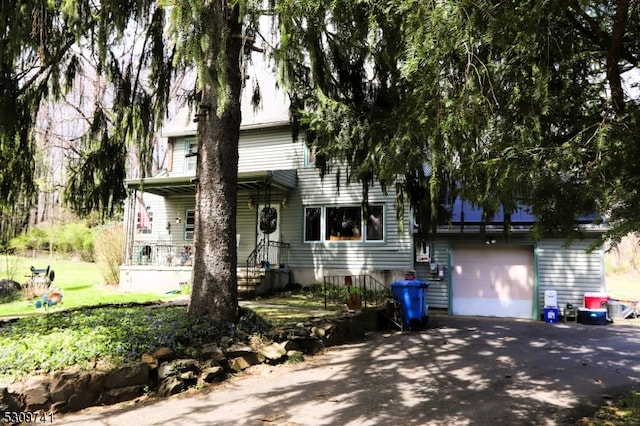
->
<box><xmin>9</xmin><ymin>227</ymin><xmax>49</xmax><ymax>253</ymax></box>
<box><xmin>8</xmin><ymin>222</ymin><xmax>97</xmax><ymax>261</ymax></box>
<box><xmin>0</xmin><ymin>279</ymin><xmax>21</xmax><ymax>303</ymax></box>
<box><xmin>94</xmin><ymin>223</ymin><xmax>125</xmax><ymax>285</ymax></box>
<box><xmin>57</xmin><ymin>223</ymin><xmax>97</xmax><ymax>261</ymax></box>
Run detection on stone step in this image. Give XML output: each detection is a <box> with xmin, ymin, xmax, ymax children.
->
<box><xmin>236</xmin><ymin>267</ymin><xmax>264</xmax><ymax>300</ymax></box>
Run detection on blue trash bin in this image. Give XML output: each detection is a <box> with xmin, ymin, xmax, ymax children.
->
<box><xmin>390</xmin><ymin>279</ymin><xmax>430</xmax><ymax>330</ymax></box>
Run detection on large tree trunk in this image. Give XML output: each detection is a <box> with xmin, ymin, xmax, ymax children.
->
<box><xmin>187</xmin><ymin>4</ymin><xmax>243</xmax><ymax>322</ymax></box>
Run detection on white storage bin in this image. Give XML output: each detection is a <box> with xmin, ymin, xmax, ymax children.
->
<box><xmin>544</xmin><ymin>290</ymin><xmax>558</xmax><ymax>308</ymax></box>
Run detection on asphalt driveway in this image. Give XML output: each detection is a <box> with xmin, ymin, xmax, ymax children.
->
<box><xmin>59</xmin><ymin>314</ymin><xmax>640</xmax><ymax>425</ymax></box>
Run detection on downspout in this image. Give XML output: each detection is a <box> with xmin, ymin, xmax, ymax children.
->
<box><xmin>532</xmin><ymin>243</ymin><xmax>540</xmax><ymax>321</ymax></box>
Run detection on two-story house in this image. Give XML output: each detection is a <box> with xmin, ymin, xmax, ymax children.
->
<box><xmin>120</xmin><ymin>83</ymin><xmax>609</xmax><ymax>320</ymax></box>
<box><xmin>120</xmin><ymin>82</ymin><xmax>415</xmax><ymax>300</ymax></box>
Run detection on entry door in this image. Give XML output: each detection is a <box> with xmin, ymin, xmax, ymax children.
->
<box><xmin>257</xmin><ymin>203</ymin><xmax>281</xmax><ymax>242</ymax></box>
<box><xmin>451</xmin><ymin>246</ymin><xmax>534</xmax><ymax>319</ymax></box>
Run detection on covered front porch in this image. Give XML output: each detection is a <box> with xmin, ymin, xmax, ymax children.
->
<box><xmin>120</xmin><ymin>169</ymin><xmax>297</xmax><ymax>295</ymax></box>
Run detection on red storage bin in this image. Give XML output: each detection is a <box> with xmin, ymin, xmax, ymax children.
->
<box><xmin>584</xmin><ymin>293</ymin><xmax>609</xmax><ymax>309</ymax></box>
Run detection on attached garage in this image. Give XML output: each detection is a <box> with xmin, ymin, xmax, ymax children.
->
<box><xmin>416</xmin><ymin>199</ymin><xmax>607</xmax><ymax>319</ymax></box>
<box><xmin>450</xmin><ymin>245</ymin><xmax>535</xmax><ymax>319</ymax></box>
<box><xmin>419</xmin><ymin>236</ymin><xmax>607</xmax><ymax>320</ymax></box>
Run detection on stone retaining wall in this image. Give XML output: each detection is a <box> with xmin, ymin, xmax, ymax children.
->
<box><xmin>0</xmin><ymin>309</ymin><xmax>379</xmax><ymax>418</ymax></box>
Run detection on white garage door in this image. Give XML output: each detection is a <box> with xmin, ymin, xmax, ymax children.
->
<box><xmin>451</xmin><ymin>246</ymin><xmax>534</xmax><ymax>318</ymax></box>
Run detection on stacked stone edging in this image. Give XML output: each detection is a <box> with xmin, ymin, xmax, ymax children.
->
<box><xmin>0</xmin><ymin>309</ymin><xmax>378</xmax><ymax>417</ymax></box>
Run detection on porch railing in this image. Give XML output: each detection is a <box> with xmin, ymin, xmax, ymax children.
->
<box><xmin>322</xmin><ymin>274</ymin><xmax>389</xmax><ymax>309</ymax></box>
<box><xmin>245</xmin><ymin>240</ymin><xmax>290</xmax><ymax>277</ymax></box>
<box><xmin>128</xmin><ymin>242</ymin><xmax>194</xmax><ymax>267</ymax></box>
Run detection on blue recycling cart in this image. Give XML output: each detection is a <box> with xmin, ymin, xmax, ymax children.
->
<box><xmin>390</xmin><ymin>279</ymin><xmax>430</xmax><ymax>331</ymax></box>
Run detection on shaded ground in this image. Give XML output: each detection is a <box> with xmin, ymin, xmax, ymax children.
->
<box><xmin>59</xmin><ymin>312</ymin><xmax>640</xmax><ymax>425</ymax></box>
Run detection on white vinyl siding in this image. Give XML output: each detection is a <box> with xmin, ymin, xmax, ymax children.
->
<box><xmin>284</xmin><ymin>166</ymin><xmax>413</xmax><ymax>274</ymax></box>
<box><xmin>170</xmin><ymin>127</ymin><xmax>302</xmax><ymax>177</ymax></box>
<box><xmin>537</xmin><ymin>239</ymin><xmax>605</xmax><ymax>311</ymax></box>
<box><xmin>238</xmin><ymin>127</ymin><xmax>304</xmax><ymax>172</ymax></box>
<box><xmin>232</xmin><ymin>139</ymin><xmax>410</xmax><ymax>277</ymax></box>
<box><xmin>236</xmin><ymin>194</ymin><xmax>260</xmax><ymax>262</ymax></box>
<box><xmin>416</xmin><ymin>241</ymin><xmax>450</xmax><ymax>309</ymax></box>
<box><xmin>138</xmin><ymin>195</ymin><xmax>196</xmax><ymax>245</ymax></box>
<box><xmin>129</xmin><ymin>193</ymin><xmax>165</xmax><ymax>241</ymax></box>
<box><xmin>236</xmin><ymin>192</ymin><xmax>287</xmax><ymax>264</ymax></box>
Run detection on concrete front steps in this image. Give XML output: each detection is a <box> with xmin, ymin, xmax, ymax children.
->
<box><xmin>236</xmin><ymin>267</ymin><xmax>291</xmax><ymax>299</ymax></box>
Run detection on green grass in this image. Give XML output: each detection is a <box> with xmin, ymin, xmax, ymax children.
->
<box><xmin>247</xmin><ymin>305</ymin><xmax>333</xmax><ymax>325</ymax></box>
<box><xmin>0</xmin><ymin>255</ymin><xmax>313</xmax><ymax>380</ymax></box>
<box><xmin>606</xmin><ymin>271</ymin><xmax>640</xmax><ymax>301</ymax></box>
<box><xmin>254</xmin><ymin>288</ymin><xmax>331</xmax><ymax>310</ymax></box>
<box><xmin>577</xmin><ymin>392</ymin><xmax>640</xmax><ymax>425</ymax></box>
<box><xmin>249</xmin><ymin>287</ymin><xmax>362</xmax><ymax>325</ymax></box>
<box><xmin>0</xmin><ymin>255</ymin><xmax>179</xmax><ymax>317</ymax></box>
<box><xmin>604</xmin><ymin>245</ymin><xmax>640</xmax><ymax>301</ymax></box>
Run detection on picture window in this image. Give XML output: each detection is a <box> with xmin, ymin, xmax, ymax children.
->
<box><xmin>304</xmin><ymin>205</ymin><xmax>384</xmax><ymax>243</ymax></box>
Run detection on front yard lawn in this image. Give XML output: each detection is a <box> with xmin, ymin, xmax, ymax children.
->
<box><xmin>0</xmin><ymin>256</ymin><xmax>181</xmax><ymax>318</ymax></box>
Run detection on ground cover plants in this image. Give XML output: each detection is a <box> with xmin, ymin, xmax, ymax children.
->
<box><xmin>577</xmin><ymin>392</ymin><xmax>640</xmax><ymax>425</ymax></box>
<box><xmin>0</xmin><ymin>305</ymin><xmax>272</xmax><ymax>379</ymax></box>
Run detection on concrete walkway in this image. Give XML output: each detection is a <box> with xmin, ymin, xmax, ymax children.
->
<box><xmin>58</xmin><ymin>314</ymin><xmax>640</xmax><ymax>425</ymax></box>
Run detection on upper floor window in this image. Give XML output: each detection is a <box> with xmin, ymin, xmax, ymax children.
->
<box><xmin>184</xmin><ymin>138</ymin><xmax>198</xmax><ymax>174</ymax></box>
<box><xmin>304</xmin><ymin>205</ymin><xmax>384</xmax><ymax>242</ymax></box>
<box><xmin>305</xmin><ymin>145</ymin><xmax>317</xmax><ymax>168</ymax></box>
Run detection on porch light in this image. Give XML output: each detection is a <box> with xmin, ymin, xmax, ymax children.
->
<box><xmin>281</xmin><ymin>196</ymin><xmax>287</xmax><ymax>209</ymax></box>
<box><xmin>175</xmin><ymin>216</ymin><xmax>182</xmax><ymax>224</ymax></box>
<box><xmin>248</xmin><ymin>198</ymin><xmax>255</xmax><ymax>210</ymax></box>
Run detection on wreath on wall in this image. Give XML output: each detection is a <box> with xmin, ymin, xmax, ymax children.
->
<box><xmin>259</xmin><ymin>206</ymin><xmax>278</xmax><ymax>234</ymax></box>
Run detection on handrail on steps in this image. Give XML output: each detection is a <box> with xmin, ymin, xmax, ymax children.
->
<box><xmin>322</xmin><ymin>274</ymin><xmax>389</xmax><ymax>310</ymax></box>
<box><xmin>245</xmin><ymin>240</ymin><xmax>290</xmax><ymax>284</ymax></box>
